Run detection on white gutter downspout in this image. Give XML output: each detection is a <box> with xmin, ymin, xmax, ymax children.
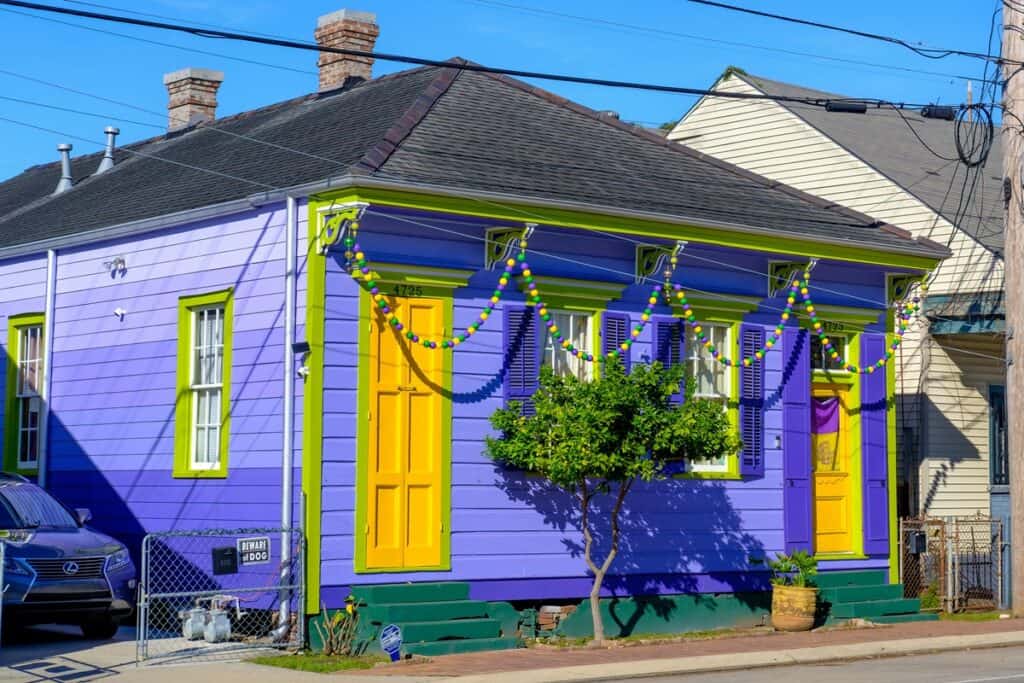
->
<box><xmin>277</xmin><ymin>196</ymin><xmax>298</xmax><ymax>639</ymax></box>
<box><xmin>39</xmin><ymin>249</ymin><xmax>56</xmax><ymax>489</ymax></box>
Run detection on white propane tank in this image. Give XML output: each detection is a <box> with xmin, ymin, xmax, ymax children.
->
<box><xmin>181</xmin><ymin>607</ymin><xmax>207</xmax><ymax>641</ymax></box>
<box><xmin>204</xmin><ymin>608</ymin><xmax>232</xmax><ymax>643</ymax></box>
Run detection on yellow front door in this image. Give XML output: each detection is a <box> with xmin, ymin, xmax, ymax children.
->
<box><xmin>366</xmin><ymin>295</ymin><xmax>445</xmax><ymax>570</ymax></box>
<box><xmin>812</xmin><ymin>387</ymin><xmax>853</xmax><ymax>554</ymax></box>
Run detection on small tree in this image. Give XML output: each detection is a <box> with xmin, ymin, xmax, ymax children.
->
<box><xmin>486</xmin><ymin>361</ymin><xmax>740</xmax><ymax>645</ymax></box>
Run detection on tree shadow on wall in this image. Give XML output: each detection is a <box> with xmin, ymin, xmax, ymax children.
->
<box><xmin>494</xmin><ymin>470</ymin><xmax>768</xmax><ymax>636</ymax></box>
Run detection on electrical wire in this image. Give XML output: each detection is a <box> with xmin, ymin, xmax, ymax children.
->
<box><xmin>686</xmin><ymin>0</ymin><xmax>1012</xmax><ymax>65</ymax></box>
<box><xmin>456</xmin><ymin>0</ymin><xmax>986</xmax><ymax>84</ymax></box>
<box><xmin>0</xmin><ymin>0</ymin><xmax>975</xmax><ymax>109</ymax></box>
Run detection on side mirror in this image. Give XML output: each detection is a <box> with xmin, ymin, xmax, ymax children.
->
<box><xmin>75</xmin><ymin>508</ymin><xmax>92</xmax><ymax>526</ymax></box>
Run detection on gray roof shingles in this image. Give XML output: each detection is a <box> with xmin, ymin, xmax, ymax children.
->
<box><xmin>0</xmin><ymin>63</ymin><xmax>947</xmax><ymax>260</ymax></box>
<box><xmin>737</xmin><ymin>73</ymin><xmax>1003</xmax><ymax>254</ymax></box>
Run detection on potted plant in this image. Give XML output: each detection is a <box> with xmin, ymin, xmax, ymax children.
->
<box><xmin>768</xmin><ymin>551</ymin><xmax>818</xmax><ymax>632</ymax></box>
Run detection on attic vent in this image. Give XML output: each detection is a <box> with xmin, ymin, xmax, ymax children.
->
<box><xmin>53</xmin><ymin>143</ymin><xmax>73</xmax><ymax>195</ymax></box>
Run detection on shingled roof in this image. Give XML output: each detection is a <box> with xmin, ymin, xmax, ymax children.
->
<box><xmin>0</xmin><ymin>62</ymin><xmax>948</xmax><ymax>259</ymax></box>
<box><xmin>734</xmin><ymin>73</ymin><xmax>1003</xmax><ymax>255</ymax></box>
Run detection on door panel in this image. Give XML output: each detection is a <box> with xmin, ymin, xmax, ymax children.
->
<box><xmin>366</xmin><ymin>295</ymin><xmax>446</xmax><ymax>570</ymax></box>
<box><xmin>812</xmin><ymin>391</ymin><xmax>853</xmax><ymax>554</ymax></box>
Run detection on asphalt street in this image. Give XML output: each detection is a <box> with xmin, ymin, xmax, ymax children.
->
<box><xmin>638</xmin><ymin>646</ymin><xmax>1024</xmax><ymax>682</ymax></box>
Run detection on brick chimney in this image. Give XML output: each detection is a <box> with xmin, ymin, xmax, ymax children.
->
<box><xmin>315</xmin><ymin>9</ymin><xmax>379</xmax><ymax>91</ymax></box>
<box><xmin>162</xmin><ymin>67</ymin><xmax>224</xmax><ymax>131</ymax></box>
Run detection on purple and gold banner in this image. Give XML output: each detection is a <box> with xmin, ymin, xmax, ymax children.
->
<box><xmin>812</xmin><ymin>397</ymin><xmax>840</xmax><ymax>471</ymax></box>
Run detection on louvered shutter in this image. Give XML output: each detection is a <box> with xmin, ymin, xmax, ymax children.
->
<box><xmin>503</xmin><ymin>305</ymin><xmax>540</xmax><ymax>415</ymax></box>
<box><xmin>653</xmin><ymin>317</ymin><xmax>684</xmax><ymax>403</ymax></box>
<box><xmin>782</xmin><ymin>327</ymin><xmax>812</xmax><ymax>553</ymax></box>
<box><xmin>739</xmin><ymin>324</ymin><xmax>766</xmax><ymax>477</ymax></box>
<box><xmin>861</xmin><ymin>334</ymin><xmax>890</xmax><ymax>556</ymax></box>
<box><xmin>602</xmin><ymin>312</ymin><xmax>631</xmax><ymax>373</ymax></box>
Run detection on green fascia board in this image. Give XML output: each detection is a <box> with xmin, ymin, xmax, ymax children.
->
<box><xmin>310</xmin><ymin>187</ymin><xmax>944</xmax><ymax>271</ymax></box>
<box><xmin>369</xmin><ymin>262</ymin><xmax>475</xmax><ymax>289</ymax></box>
<box><xmin>4</xmin><ymin>312</ymin><xmax>44</xmax><ymax>475</ymax></box>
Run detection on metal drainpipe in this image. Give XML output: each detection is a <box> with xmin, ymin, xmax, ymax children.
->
<box><xmin>38</xmin><ymin>249</ymin><xmax>57</xmax><ymax>489</ymax></box>
<box><xmin>277</xmin><ymin>196</ymin><xmax>298</xmax><ymax>639</ymax></box>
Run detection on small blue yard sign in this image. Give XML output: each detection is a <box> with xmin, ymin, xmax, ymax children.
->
<box><xmin>379</xmin><ymin>623</ymin><xmax>402</xmax><ymax>662</ymax></box>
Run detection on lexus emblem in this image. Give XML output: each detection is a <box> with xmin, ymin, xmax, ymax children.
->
<box><xmin>62</xmin><ymin>561</ymin><xmax>80</xmax><ymax>576</ymax></box>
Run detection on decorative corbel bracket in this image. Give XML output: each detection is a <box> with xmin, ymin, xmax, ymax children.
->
<box><xmin>887</xmin><ymin>273</ymin><xmax>927</xmax><ymax>306</ymax></box>
<box><xmin>634</xmin><ymin>241</ymin><xmax>686</xmax><ymax>284</ymax></box>
<box><xmin>318</xmin><ymin>202</ymin><xmax>368</xmax><ymax>254</ymax></box>
<box><xmin>768</xmin><ymin>260</ymin><xmax>815</xmax><ymax>297</ymax></box>
<box><xmin>485</xmin><ymin>223</ymin><xmax>535</xmax><ymax>269</ymax></box>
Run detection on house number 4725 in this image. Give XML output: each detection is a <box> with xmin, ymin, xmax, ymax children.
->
<box><xmin>392</xmin><ymin>284</ymin><xmax>423</xmax><ymax>297</ymax></box>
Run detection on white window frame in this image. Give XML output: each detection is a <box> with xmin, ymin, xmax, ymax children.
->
<box><xmin>15</xmin><ymin>324</ymin><xmax>43</xmax><ymax>470</ymax></box>
<box><xmin>685</xmin><ymin>322</ymin><xmax>733</xmax><ymax>473</ymax></box>
<box><xmin>189</xmin><ymin>305</ymin><xmax>225</xmax><ymax>471</ymax></box>
<box><xmin>542</xmin><ymin>309</ymin><xmax>594</xmax><ymax>381</ymax></box>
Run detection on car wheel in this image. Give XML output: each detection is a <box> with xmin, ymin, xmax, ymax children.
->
<box><xmin>81</xmin><ymin>617</ymin><xmax>120</xmax><ymax>640</ymax></box>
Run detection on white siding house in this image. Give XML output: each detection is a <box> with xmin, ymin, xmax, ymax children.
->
<box><xmin>671</xmin><ymin>70</ymin><xmax>1005</xmax><ymax>520</ymax></box>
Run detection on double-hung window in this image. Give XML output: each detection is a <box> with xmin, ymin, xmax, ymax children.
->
<box><xmin>685</xmin><ymin>322</ymin><xmax>733</xmax><ymax>473</ymax></box>
<box><xmin>5</xmin><ymin>314</ymin><xmax>45</xmax><ymax>472</ymax></box>
<box><xmin>542</xmin><ymin>310</ymin><xmax>593</xmax><ymax>381</ymax></box>
<box><xmin>175</xmin><ymin>290</ymin><xmax>232</xmax><ymax>477</ymax></box>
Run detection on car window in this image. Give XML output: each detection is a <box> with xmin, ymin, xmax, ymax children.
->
<box><xmin>0</xmin><ymin>484</ymin><xmax>77</xmax><ymax>529</ymax></box>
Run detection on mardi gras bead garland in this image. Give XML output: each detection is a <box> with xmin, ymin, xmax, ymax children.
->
<box><xmin>343</xmin><ymin>229</ymin><xmax>529</xmax><ymax>349</ymax></box>
<box><xmin>670</xmin><ymin>278</ymin><xmax>803</xmax><ymax>368</ymax></box>
<box><xmin>800</xmin><ymin>269</ymin><xmax>924</xmax><ymax>375</ymax></box>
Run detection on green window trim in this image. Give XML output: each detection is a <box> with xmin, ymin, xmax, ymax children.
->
<box><xmin>4</xmin><ymin>312</ymin><xmax>45</xmax><ymax>475</ymax></box>
<box><xmin>173</xmin><ymin>289</ymin><xmax>234</xmax><ymax>479</ymax></box>
<box><xmin>675</xmin><ymin>319</ymin><xmax>742</xmax><ymax>480</ymax></box>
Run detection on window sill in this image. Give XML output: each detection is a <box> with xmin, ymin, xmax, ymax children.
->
<box><xmin>671</xmin><ymin>471</ymin><xmax>742</xmax><ymax>481</ymax></box>
<box><xmin>172</xmin><ymin>469</ymin><xmax>228</xmax><ymax>479</ymax></box>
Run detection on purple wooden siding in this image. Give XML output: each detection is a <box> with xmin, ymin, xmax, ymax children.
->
<box><xmin>861</xmin><ymin>334</ymin><xmax>890</xmax><ymax>556</ymax></box>
<box><xmin>601</xmin><ymin>311</ymin><xmax>631</xmax><ymax>372</ymax></box>
<box><xmin>39</xmin><ymin>204</ymin><xmax>306</xmax><ymax>552</ymax></box>
<box><xmin>781</xmin><ymin>327</ymin><xmax>812</xmax><ymax>553</ymax></box>
<box><xmin>739</xmin><ymin>324</ymin><xmax>765</xmax><ymax>478</ymax></box>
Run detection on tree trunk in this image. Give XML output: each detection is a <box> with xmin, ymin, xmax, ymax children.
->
<box><xmin>580</xmin><ymin>480</ymin><xmax>633</xmax><ymax>646</ymax></box>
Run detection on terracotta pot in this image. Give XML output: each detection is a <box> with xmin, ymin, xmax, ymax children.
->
<box><xmin>771</xmin><ymin>584</ymin><xmax>818</xmax><ymax>632</ymax></box>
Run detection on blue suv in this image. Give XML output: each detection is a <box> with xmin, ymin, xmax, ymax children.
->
<box><xmin>1</xmin><ymin>475</ymin><xmax>136</xmax><ymax>639</ymax></box>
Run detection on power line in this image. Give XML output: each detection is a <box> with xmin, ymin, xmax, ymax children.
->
<box><xmin>0</xmin><ymin>0</ymin><xmax>973</xmax><ymax>109</ymax></box>
<box><xmin>686</xmin><ymin>0</ymin><xmax>1011</xmax><ymax>64</ymax></box>
<box><xmin>459</xmin><ymin>0</ymin><xmax>988</xmax><ymax>83</ymax></box>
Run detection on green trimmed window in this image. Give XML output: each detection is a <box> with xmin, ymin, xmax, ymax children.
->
<box><xmin>811</xmin><ymin>334</ymin><xmax>848</xmax><ymax>372</ymax></box>
<box><xmin>4</xmin><ymin>313</ymin><xmax>45</xmax><ymax>473</ymax></box>
<box><xmin>542</xmin><ymin>310</ymin><xmax>594</xmax><ymax>380</ymax></box>
<box><xmin>174</xmin><ymin>290</ymin><xmax>233</xmax><ymax>478</ymax></box>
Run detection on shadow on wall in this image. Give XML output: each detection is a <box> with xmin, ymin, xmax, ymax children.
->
<box><xmin>494</xmin><ymin>469</ymin><xmax>768</xmax><ymax>630</ymax></box>
<box><xmin>914</xmin><ymin>393</ymin><xmax>982</xmax><ymax>515</ymax></box>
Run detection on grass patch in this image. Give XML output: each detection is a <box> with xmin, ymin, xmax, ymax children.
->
<box><xmin>528</xmin><ymin>626</ymin><xmax>768</xmax><ymax>648</ymax></box>
<box><xmin>940</xmin><ymin>611</ymin><xmax>1008</xmax><ymax>622</ymax></box>
<box><xmin>249</xmin><ymin>653</ymin><xmax>386</xmax><ymax>673</ymax></box>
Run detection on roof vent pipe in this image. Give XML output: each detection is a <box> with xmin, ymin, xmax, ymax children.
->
<box><xmin>96</xmin><ymin>126</ymin><xmax>120</xmax><ymax>174</ymax></box>
<box><xmin>54</xmin><ymin>143</ymin><xmax>73</xmax><ymax>194</ymax></box>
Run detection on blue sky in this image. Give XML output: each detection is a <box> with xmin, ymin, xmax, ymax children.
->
<box><xmin>0</xmin><ymin>0</ymin><xmax>1001</xmax><ymax>180</ymax></box>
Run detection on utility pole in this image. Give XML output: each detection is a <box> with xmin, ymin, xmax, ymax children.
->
<box><xmin>1003</xmin><ymin>0</ymin><xmax>1024</xmax><ymax>616</ymax></box>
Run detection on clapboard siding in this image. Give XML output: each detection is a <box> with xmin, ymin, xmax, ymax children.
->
<box><xmin>920</xmin><ymin>333</ymin><xmax>1004</xmax><ymax>517</ymax></box>
<box><xmin>40</xmin><ymin>203</ymin><xmax>307</xmax><ymax>551</ymax></box>
<box><xmin>671</xmin><ymin>76</ymin><xmax>1001</xmax><ymax>296</ymax></box>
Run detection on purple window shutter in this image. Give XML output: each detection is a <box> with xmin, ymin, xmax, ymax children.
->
<box><xmin>652</xmin><ymin>316</ymin><xmax>684</xmax><ymax>403</ymax></box>
<box><xmin>504</xmin><ymin>305</ymin><xmax>540</xmax><ymax>415</ymax></box>
<box><xmin>782</xmin><ymin>327</ymin><xmax>812</xmax><ymax>553</ymax></box>
<box><xmin>739</xmin><ymin>324</ymin><xmax>765</xmax><ymax>477</ymax></box>
<box><xmin>602</xmin><ymin>311</ymin><xmax>631</xmax><ymax>373</ymax></box>
<box><xmin>861</xmin><ymin>333</ymin><xmax>890</xmax><ymax>556</ymax></box>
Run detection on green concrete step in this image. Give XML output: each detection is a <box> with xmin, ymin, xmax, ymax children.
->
<box><xmin>866</xmin><ymin>612</ymin><xmax>941</xmax><ymax>624</ymax></box>
<box><xmin>820</xmin><ymin>584</ymin><xmax>904</xmax><ymax>604</ymax></box>
<box><xmin>815</xmin><ymin>570</ymin><xmax>889</xmax><ymax>589</ymax></box>
<box><xmin>830</xmin><ymin>598</ymin><xmax>922</xmax><ymax>619</ymax></box>
<box><xmin>364</xmin><ymin>600</ymin><xmax>490</xmax><ymax>624</ymax></box>
<box><xmin>351</xmin><ymin>582</ymin><xmax>470</xmax><ymax>605</ymax></box>
<box><xmin>401</xmin><ymin>618</ymin><xmax>501</xmax><ymax>644</ymax></box>
<box><xmin>404</xmin><ymin>636</ymin><xmax>522</xmax><ymax>657</ymax></box>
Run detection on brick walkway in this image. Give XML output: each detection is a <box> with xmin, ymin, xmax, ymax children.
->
<box><xmin>353</xmin><ymin>618</ymin><xmax>1023</xmax><ymax>677</ymax></box>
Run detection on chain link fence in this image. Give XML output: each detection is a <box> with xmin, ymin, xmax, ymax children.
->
<box><xmin>900</xmin><ymin>515</ymin><xmax>1002</xmax><ymax>613</ymax></box>
<box><xmin>137</xmin><ymin>528</ymin><xmax>304</xmax><ymax>663</ymax></box>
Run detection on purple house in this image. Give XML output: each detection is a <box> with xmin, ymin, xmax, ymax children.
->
<box><xmin>0</xmin><ymin>9</ymin><xmax>947</xmax><ymax>651</ymax></box>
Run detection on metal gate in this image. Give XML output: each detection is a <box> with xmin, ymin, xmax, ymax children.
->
<box><xmin>137</xmin><ymin>528</ymin><xmax>304</xmax><ymax>663</ymax></box>
<box><xmin>900</xmin><ymin>515</ymin><xmax>1003</xmax><ymax>612</ymax></box>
